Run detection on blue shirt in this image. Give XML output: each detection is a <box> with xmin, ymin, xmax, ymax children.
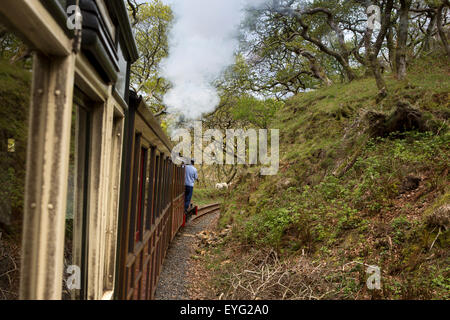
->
<box><xmin>185</xmin><ymin>165</ymin><xmax>198</xmax><ymax>187</ymax></box>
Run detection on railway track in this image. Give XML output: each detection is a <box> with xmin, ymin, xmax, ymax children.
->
<box><xmin>190</xmin><ymin>203</ymin><xmax>221</xmax><ymax>222</ymax></box>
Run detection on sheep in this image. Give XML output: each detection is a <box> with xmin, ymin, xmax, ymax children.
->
<box><xmin>215</xmin><ymin>183</ymin><xmax>228</xmax><ymax>190</ymax></box>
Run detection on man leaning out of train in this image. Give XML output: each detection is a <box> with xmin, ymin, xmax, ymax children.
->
<box><xmin>184</xmin><ymin>158</ymin><xmax>198</xmax><ymax>213</ymax></box>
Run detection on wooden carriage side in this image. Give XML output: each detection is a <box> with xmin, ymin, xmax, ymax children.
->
<box><xmin>115</xmin><ymin>93</ymin><xmax>185</xmax><ymax>300</ymax></box>
<box><xmin>0</xmin><ymin>0</ymin><xmax>185</xmax><ymax>300</ymax></box>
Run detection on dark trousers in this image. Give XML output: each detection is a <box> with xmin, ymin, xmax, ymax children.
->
<box><xmin>184</xmin><ymin>186</ymin><xmax>194</xmax><ymax>212</ymax></box>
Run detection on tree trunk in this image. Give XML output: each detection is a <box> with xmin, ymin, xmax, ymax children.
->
<box><xmin>9</xmin><ymin>47</ymin><xmax>32</xmax><ymax>65</ymax></box>
<box><xmin>423</xmin><ymin>12</ymin><xmax>437</xmax><ymax>53</ymax></box>
<box><xmin>361</xmin><ymin>0</ymin><xmax>394</xmax><ymax>99</ymax></box>
<box><xmin>370</xmin><ymin>53</ymin><xmax>387</xmax><ymax>100</ymax></box>
<box><xmin>226</xmin><ymin>167</ymin><xmax>238</xmax><ymax>185</ymax></box>
<box><xmin>296</xmin><ymin>49</ymin><xmax>333</xmax><ymax>86</ymax></box>
<box><xmin>395</xmin><ymin>0</ymin><xmax>412</xmax><ymax>80</ymax></box>
<box><xmin>286</xmin><ymin>11</ymin><xmax>357</xmax><ymax>82</ymax></box>
<box><xmin>310</xmin><ymin>63</ymin><xmax>333</xmax><ymax>86</ymax></box>
<box><xmin>365</xmin><ymin>29</ymin><xmax>387</xmax><ymax>100</ymax></box>
<box><xmin>342</xmin><ymin>63</ymin><xmax>357</xmax><ymax>82</ymax></box>
<box><xmin>387</xmin><ymin>26</ymin><xmax>396</xmax><ymax>71</ymax></box>
<box><xmin>436</xmin><ymin>4</ymin><xmax>450</xmax><ymax>58</ymax></box>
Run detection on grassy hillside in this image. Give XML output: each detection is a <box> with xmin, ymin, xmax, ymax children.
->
<box><xmin>0</xmin><ymin>58</ymin><xmax>30</xmax><ymax>300</ymax></box>
<box><xmin>192</xmin><ymin>188</ymin><xmax>226</xmax><ymax>207</ymax></box>
<box><xmin>0</xmin><ymin>58</ymin><xmax>30</xmax><ymax>230</ymax></box>
<box><xmin>208</xmin><ymin>55</ymin><xmax>449</xmax><ymax>300</ymax></box>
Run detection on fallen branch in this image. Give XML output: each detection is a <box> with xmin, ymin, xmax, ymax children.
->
<box><xmin>429</xmin><ymin>227</ymin><xmax>442</xmax><ymax>251</ymax></box>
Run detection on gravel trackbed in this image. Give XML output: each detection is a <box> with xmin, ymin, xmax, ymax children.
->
<box><xmin>154</xmin><ymin>212</ymin><xmax>219</xmax><ymax>300</ymax></box>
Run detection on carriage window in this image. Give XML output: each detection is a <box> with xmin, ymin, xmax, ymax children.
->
<box><xmin>165</xmin><ymin>159</ymin><xmax>170</xmax><ymax>210</ymax></box>
<box><xmin>145</xmin><ymin>147</ymin><xmax>156</xmax><ymax>230</ymax></box>
<box><xmin>103</xmin><ymin>115</ymin><xmax>123</xmax><ymax>295</ymax></box>
<box><xmin>157</xmin><ymin>156</ymin><xmax>165</xmax><ymax>217</ymax></box>
<box><xmin>63</xmin><ymin>101</ymin><xmax>91</xmax><ymax>300</ymax></box>
<box><xmin>135</xmin><ymin>147</ymin><xmax>148</xmax><ymax>242</ymax></box>
<box><xmin>162</xmin><ymin>160</ymin><xmax>167</xmax><ymax>211</ymax></box>
<box><xmin>153</xmin><ymin>155</ymin><xmax>160</xmax><ymax>220</ymax></box>
<box><xmin>95</xmin><ymin>0</ymin><xmax>116</xmax><ymax>43</ymax></box>
<box><xmin>163</xmin><ymin>159</ymin><xmax>168</xmax><ymax>210</ymax></box>
<box><xmin>159</xmin><ymin>158</ymin><xmax>165</xmax><ymax>215</ymax></box>
<box><xmin>0</xmin><ymin>25</ymin><xmax>31</xmax><ymax>300</ymax></box>
<box><xmin>129</xmin><ymin>134</ymin><xmax>140</xmax><ymax>250</ymax></box>
<box><xmin>116</xmin><ymin>41</ymin><xmax>128</xmax><ymax>99</ymax></box>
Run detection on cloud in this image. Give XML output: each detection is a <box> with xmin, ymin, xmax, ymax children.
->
<box><xmin>161</xmin><ymin>0</ymin><xmax>268</xmax><ymax>119</ymax></box>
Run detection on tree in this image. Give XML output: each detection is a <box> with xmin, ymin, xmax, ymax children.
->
<box><xmin>0</xmin><ymin>24</ymin><xmax>32</xmax><ymax>67</ymax></box>
<box><xmin>243</xmin><ymin>9</ymin><xmax>334</xmax><ymax>94</ymax></box>
<box><xmin>128</xmin><ymin>1</ymin><xmax>173</xmax><ymax>116</ymax></box>
<box><xmin>395</xmin><ymin>0</ymin><xmax>413</xmax><ymax>80</ymax></box>
<box><xmin>436</xmin><ymin>0</ymin><xmax>450</xmax><ymax>57</ymax></box>
<box><xmin>233</xmin><ymin>96</ymin><xmax>282</xmax><ymax>128</ymax></box>
<box><xmin>273</xmin><ymin>0</ymin><xmax>359</xmax><ymax>82</ymax></box>
<box><xmin>360</xmin><ymin>0</ymin><xmax>394</xmax><ymax>98</ymax></box>
<box><xmin>201</xmin><ymin>91</ymin><xmax>281</xmax><ymax>185</ymax></box>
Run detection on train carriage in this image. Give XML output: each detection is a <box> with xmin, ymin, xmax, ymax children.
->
<box><xmin>116</xmin><ymin>93</ymin><xmax>185</xmax><ymax>300</ymax></box>
<box><xmin>0</xmin><ymin>0</ymin><xmax>185</xmax><ymax>300</ymax></box>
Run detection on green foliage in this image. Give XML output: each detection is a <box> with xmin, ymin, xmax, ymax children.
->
<box><xmin>232</xmin><ymin>96</ymin><xmax>282</xmax><ymax>128</ymax></box>
<box><xmin>192</xmin><ymin>188</ymin><xmax>225</xmax><ymax>207</ymax></box>
<box><xmin>0</xmin><ymin>58</ymin><xmax>30</xmax><ymax>225</ymax></box>
<box><xmin>0</xmin><ymin>25</ymin><xmax>29</xmax><ymax>65</ymax></box>
<box><xmin>243</xmin><ymin>207</ymin><xmax>293</xmax><ymax>247</ymax></box>
<box><xmin>391</xmin><ymin>216</ymin><xmax>411</xmax><ymax>244</ymax></box>
<box><xmin>432</xmin><ymin>273</ymin><xmax>450</xmax><ymax>293</ymax></box>
<box><xmin>351</xmin><ymin>131</ymin><xmax>449</xmax><ymax>212</ymax></box>
<box><xmin>129</xmin><ymin>0</ymin><xmax>173</xmax><ymax>114</ymax></box>
<box><xmin>218</xmin><ymin>58</ymin><xmax>450</xmax><ymax>299</ymax></box>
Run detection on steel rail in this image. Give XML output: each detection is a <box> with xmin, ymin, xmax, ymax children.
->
<box><xmin>190</xmin><ymin>203</ymin><xmax>221</xmax><ymax>222</ymax></box>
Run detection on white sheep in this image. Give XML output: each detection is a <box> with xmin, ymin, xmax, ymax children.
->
<box><xmin>215</xmin><ymin>183</ymin><xmax>228</xmax><ymax>190</ymax></box>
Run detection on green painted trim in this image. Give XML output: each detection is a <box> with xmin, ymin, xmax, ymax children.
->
<box><xmin>83</xmin><ymin>31</ymin><xmax>119</xmax><ymax>83</ymax></box>
<box><xmin>108</xmin><ymin>0</ymin><xmax>139</xmax><ymax>63</ymax></box>
<box><xmin>39</xmin><ymin>0</ymin><xmax>75</xmax><ymax>38</ymax></box>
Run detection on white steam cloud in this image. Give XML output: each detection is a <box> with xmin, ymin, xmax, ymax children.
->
<box><xmin>161</xmin><ymin>0</ymin><xmax>268</xmax><ymax>119</ymax></box>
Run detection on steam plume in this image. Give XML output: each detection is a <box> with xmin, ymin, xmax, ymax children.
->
<box><xmin>161</xmin><ymin>0</ymin><xmax>268</xmax><ymax>119</ymax></box>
